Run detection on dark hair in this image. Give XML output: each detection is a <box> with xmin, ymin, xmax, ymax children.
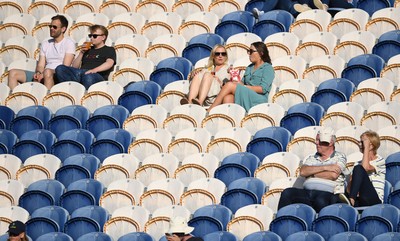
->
<box><xmin>89</xmin><ymin>24</ymin><xmax>109</xmax><ymax>41</ymax></box>
<box><xmin>252</xmin><ymin>41</ymin><xmax>272</xmax><ymax>64</ymax></box>
<box><xmin>51</xmin><ymin>15</ymin><xmax>69</xmax><ymax>30</ymax></box>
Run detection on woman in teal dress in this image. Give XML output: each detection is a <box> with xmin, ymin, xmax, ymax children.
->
<box><xmin>207</xmin><ymin>41</ymin><xmax>275</xmax><ymax>112</ymax></box>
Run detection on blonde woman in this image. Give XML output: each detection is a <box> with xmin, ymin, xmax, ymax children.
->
<box><xmin>181</xmin><ymin>44</ymin><xmax>230</xmax><ymax>107</ymax></box>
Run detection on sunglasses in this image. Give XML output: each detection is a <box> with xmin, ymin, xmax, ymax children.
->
<box><xmin>214</xmin><ymin>52</ymin><xmax>227</xmax><ymax>56</ymax></box>
<box><xmin>247</xmin><ymin>49</ymin><xmax>258</xmax><ymax>55</ymax></box>
<box><xmin>88</xmin><ymin>34</ymin><xmax>104</xmax><ymax>39</ymax></box>
<box><xmin>49</xmin><ymin>25</ymin><xmax>59</xmax><ymax>29</ymax></box>
<box><xmin>165</xmin><ymin>233</ymin><xmax>185</xmax><ymax>237</ymax></box>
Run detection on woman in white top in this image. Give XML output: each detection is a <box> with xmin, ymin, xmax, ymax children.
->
<box><xmin>341</xmin><ymin>130</ymin><xmax>386</xmax><ymax>207</ymax></box>
<box><xmin>181</xmin><ymin>44</ymin><xmax>230</xmax><ymax>107</ymax></box>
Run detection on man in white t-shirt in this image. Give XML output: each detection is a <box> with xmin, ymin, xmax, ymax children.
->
<box><xmin>7</xmin><ymin>15</ymin><xmax>76</xmax><ymax>90</ymax></box>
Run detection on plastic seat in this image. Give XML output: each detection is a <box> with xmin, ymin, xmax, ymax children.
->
<box><xmin>67</xmin><ymin>178</ymin><xmax>104</xmax><ymax>203</ymax></box>
<box><xmin>269</xmin><ymin>214</ymin><xmax>308</xmax><ymax>240</ymax></box>
<box><xmin>0</xmin><ymin>1</ymin><xmax>24</xmax><ymax>21</ymax></box>
<box><xmin>372</xmin><ymin>30</ymin><xmax>400</xmax><ymax>63</ymax></box>
<box><xmin>203</xmin><ymin>231</ymin><xmax>239</xmax><ymax>241</ymax></box>
<box><xmin>55</xmin><ymin>165</ymin><xmax>91</xmax><ymax>189</ymax></box>
<box><xmin>214</xmin><ymin>10</ymin><xmax>254</xmax><ymax>41</ymax></box>
<box><xmin>202</xmin><ymin>103</ymin><xmax>246</xmax><ymax>135</ymax></box>
<box><xmin>48</xmin><ymin>105</ymin><xmax>90</xmax><ymax>138</ymax></box>
<box><xmin>320</xmin><ymin>102</ymin><xmax>365</xmax><ymax>131</ymax></box>
<box><xmin>163</xmin><ymin>104</ymin><xmax>207</xmax><ymax>135</ymax></box>
<box><xmin>118</xmin><ymin>232</ymin><xmax>154</xmax><ymax>241</ymax></box>
<box><xmin>114</xmin><ymin>34</ymin><xmax>150</xmax><ymax>64</ymax></box>
<box><xmin>20</xmin><ymin>129</ymin><xmax>56</xmax><ymax>153</ymax></box>
<box><xmin>360</xmin><ymin>102</ymin><xmax>399</xmax><ymax>132</ymax></box>
<box><xmin>107</xmin><ymin>179</ymin><xmax>145</xmax><ymax>206</ymax></box>
<box><xmin>118</xmin><ymin>81</ymin><xmax>162</xmax><ymax>113</ymax></box>
<box><xmin>178</xmin><ymin>12</ymin><xmax>219</xmax><ymax>41</ymax></box>
<box><xmin>272</xmin><ymin>55</ymin><xmax>307</xmax><ymax>87</ymax></box>
<box><xmin>208</xmin><ymin>0</ymin><xmax>241</xmax><ymax>19</ymax></box>
<box><xmin>11</xmin><ymin>139</ymin><xmax>47</xmax><ymax>164</ymax></box>
<box><xmin>178</xmin><ymin>154</ymin><xmax>220</xmax><ymax>188</ymax></box>
<box><xmin>0</xmin><ymin>179</ymin><xmax>24</xmax><ymax>207</ymax></box>
<box><xmin>10</xmin><ymin>105</ymin><xmax>52</xmax><ymax>138</ymax></box>
<box><xmin>328</xmin><ymin>232</ymin><xmax>368</xmax><ymax>241</ymax></box>
<box><xmin>31</xmin><ymin>206</ymin><xmax>69</xmax><ymax>231</ymax></box>
<box><xmin>26</xmin><ymin>179</ymin><xmax>64</xmax><ymax>204</ymax></box>
<box><xmin>180</xmin><ymin>189</ymin><xmax>217</xmax><ymax>214</ymax></box>
<box><xmin>112</xmin><ymin>57</ymin><xmax>155</xmax><ymax>88</ymax></box>
<box><xmin>71</xmin><ymin>205</ymin><xmax>109</xmax><ymax>231</ymax></box>
<box><xmin>23</xmin><ymin>154</ymin><xmax>61</xmax><ymax>180</ymax></box>
<box><xmin>103</xmin><ymin>153</ymin><xmax>140</xmax><ymax>180</ymax></box>
<box><xmin>98</xmin><ymin>0</ymin><xmax>130</xmax><ymax>20</ymax></box>
<box><xmin>272</xmin><ymin>79</ymin><xmax>315</xmax><ymax>111</ymax></box>
<box><xmin>303</xmin><ymin>55</ymin><xmax>346</xmax><ymax>87</ymax></box>
<box><xmin>86</xmin><ymin>105</ymin><xmax>129</xmax><ymax>137</ymax></box>
<box><xmin>242</xmin><ymin>231</ymin><xmax>282</xmax><ymax>241</ymax></box>
<box><xmin>295</xmin><ymin>31</ymin><xmax>337</xmax><ymax>64</ymax></box>
<box><xmin>135</xmin><ymin>0</ymin><xmax>167</xmax><ymax>20</ymax></box>
<box><xmin>5</xmin><ymin>35</ymin><xmax>38</xmax><ymax>60</ymax></box>
<box><xmin>51</xmin><ymin>129</ymin><xmax>94</xmax><ymax>162</ymax></box>
<box><xmin>35</xmin><ymin>232</ymin><xmax>73</xmax><ymax>241</ymax></box>
<box><xmin>193</xmin><ymin>204</ymin><xmax>232</xmax><ymax>230</ymax></box>
<box><xmin>366</xmin><ymin>8</ymin><xmax>400</xmax><ymax>40</ymax></box>
<box><xmin>386</xmin><ymin>162</ymin><xmax>400</xmax><ymax>188</ymax></box>
<box><xmin>150</xmin><ymin>57</ymin><xmax>193</xmax><ymax>89</ymax></box>
<box><xmin>95</xmin><ymin>165</ymin><xmax>130</xmax><ymax>190</ymax></box>
<box><xmin>25</xmin><ymin>217</ymin><xmax>59</xmax><ymax>241</ymax></box>
<box><xmin>68</xmin><ymin>13</ymin><xmax>109</xmax><ymax>42</ymax></box>
<box><xmin>76</xmin><ymin>232</ymin><xmax>112</xmax><ymax>241</ymax></box>
<box><xmin>371</xmin><ymin>232</ymin><xmax>400</xmax><ymax>241</ymax></box>
<box><xmin>144</xmin><ymin>33</ymin><xmax>186</xmax><ymax>66</ymax></box>
<box><xmin>140</xmin><ymin>12</ymin><xmax>181</xmax><ymax>41</ymax></box>
<box><xmin>285</xmin><ymin>231</ymin><xmax>324</xmax><ymax>241</ymax></box>
<box><xmin>123</xmin><ymin>104</ymin><xmax>168</xmax><ymax>136</ymax></box>
<box><xmin>334</xmin><ymin>30</ymin><xmax>376</xmax><ymax>64</ymax></box>
<box><xmin>169</xmin><ymin>128</ymin><xmax>211</xmax><ymax>162</ymax></box>
<box><xmin>187</xmin><ymin>216</ymin><xmax>223</xmax><ymax>239</ymax></box>
<box><xmin>265</xmin><ymin>32</ymin><xmax>299</xmax><ymax>61</ymax></box>
<box><xmin>289</xmin><ymin>9</ymin><xmax>331</xmax><ymax>40</ymax></box>
<box><xmin>64</xmin><ymin>217</ymin><xmax>101</xmax><ymax>241</ymax></box>
<box><xmin>0</xmin><ymin>130</ymin><xmax>17</xmax><ymax>155</ymax></box>
<box><xmin>252</xmin><ymin>10</ymin><xmax>294</xmax><ymax>40</ymax></box>
<box><xmin>327</xmin><ymin>8</ymin><xmax>370</xmax><ymax>39</ymax></box>
<box><xmin>128</xmin><ymin>128</ymin><xmax>172</xmax><ymax>161</ymax></box>
<box><xmin>0</xmin><ymin>154</ymin><xmax>22</xmax><ymax>180</ymax></box>
<box><xmin>0</xmin><ymin>105</ymin><xmax>14</xmax><ymax>130</ymax></box>
<box><xmin>0</xmin><ymin>13</ymin><xmax>37</xmax><ymax>44</ymax></box>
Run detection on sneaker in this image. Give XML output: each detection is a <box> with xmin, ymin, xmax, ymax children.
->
<box><xmin>252</xmin><ymin>8</ymin><xmax>264</xmax><ymax>19</ymax></box>
<box><xmin>313</xmin><ymin>0</ymin><xmax>328</xmax><ymax>10</ymax></box>
<box><xmin>293</xmin><ymin>3</ymin><xmax>312</xmax><ymax>13</ymax></box>
<box><xmin>339</xmin><ymin>193</ymin><xmax>351</xmax><ymax>205</ymax></box>
<box><xmin>180</xmin><ymin>97</ymin><xmax>189</xmax><ymax>105</ymax></box>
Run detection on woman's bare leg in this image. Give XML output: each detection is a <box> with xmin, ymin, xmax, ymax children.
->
<box><xmin>187</xmin><ymin>73</ymin><xmax>202</xmax><ymax>103</ymax></box>
<box><xmin>208</xmin><ymin>82</ymin><xmax>237</xmax><ymax>111</ymax></box>
<box><xmin>222</xmin><ymin>94</ymin><xmax>234</xmax><ymax>103</ymax></box>
<box><xmin>197</xmin><ymin>72</ymin><xmax>214</xmax><ymax>105</ymax></box>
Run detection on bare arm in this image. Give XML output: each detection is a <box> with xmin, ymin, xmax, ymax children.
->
<box><xmin>300</xmin><ymin>164</ymin><xmax>342</xmax><ymax>181</ymax></box>
<box><xmin>63</xmin><ymin>53</ymin><xmax>75</xmax><ymax>66</ymax></box>
<box><xmin>361</xmin><ymin>137</ymin><xmax>376</xmax><ymax>173</ymax></box>
<box><xmin>72</xmin><ymin>51</ymin><xmax>84</xmax><ymax>68</ymax></box>
<box><xmin>33</xmin><ymin>55</ymin><xmax>46</xmax><ymax>81</ymax></box>
<box><xmin>85</xmin><ymin>58</ymin><xmax>115</xmax><ymax>74</ymax></box>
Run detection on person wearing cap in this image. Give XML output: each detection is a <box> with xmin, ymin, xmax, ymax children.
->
<box><xmin>7</xmin><ymin>221</ymin><xmax>28</xmax><ymax>241</ymax></box>
<box><xmin>165</xmin><ymin>217</ymin><xmax>203</xmax><ymax>241</ymax></box>
<box><xmin>339</xmin><ymin>130</ymin><xmax>385</xmax><ymax>207</ymax></box>
<box><xmin>277</xmin><ymin>127</ymin><xmax>348</xmax><ymax>212</ymax></box>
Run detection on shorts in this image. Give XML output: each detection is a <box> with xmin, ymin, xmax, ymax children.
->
<box><xmin>25</xmin><ymin>71</ymin><xmax>35</xmax><ymax>82</ymax></box>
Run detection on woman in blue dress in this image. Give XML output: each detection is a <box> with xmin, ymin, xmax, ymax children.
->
<box><xmin>207</xmin><ymin>41</ymin><xmax>275</xmax><ymax>112</ymax></box>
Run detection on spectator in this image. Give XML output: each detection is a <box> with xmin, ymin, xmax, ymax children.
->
<box><xmin>181</xmin><ymin>44</ymin><xmax>230</xmax><ymax>107</ymax></box>
<box><xmin>165</xmin><ymin>217</ymin><xmax>203</xmax><ymax>241</ymax></box>
<box><xmin>7</xmin><ymin>15</ymin><xmax>75</xmax><ymax>90</ymax></box>
<box><xmin>7</xmin><ymin>220</ymin><xmax>27</xmax><ymax>241</ymax></box>
<box><xmin>339</xmin><ymin>131</ymin><xmax>386</xmax><ymax>207</ymax></box>
<box><xmin>277</xmin><ymin>127</ymin><xmax>348</xmax><ymax>212</ymax></box>
<box><xmin>207</xmin><ymin>41</ymin><xmax>274</xmax><ymax>112</ymax></box>
<box><xmin>55</xmin><ymin>24</ymin><xmax>116</xmax><ymax>89</ymax></box>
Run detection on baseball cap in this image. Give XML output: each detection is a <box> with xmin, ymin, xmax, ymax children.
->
<box><xmin>318</xmin><ymin>127</ymin><xmax>335</xmax><ymax>143</ymax></box>
<box><xmin>8</xmin><ymin>221</ymin><xmax>26</xmax><ymax>236</ymax></box>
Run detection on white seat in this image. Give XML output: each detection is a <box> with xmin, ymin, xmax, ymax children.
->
<box><xmin>69</xmin><ymin>13</ymin><xmax>110</xmax><ymax>42</ymax></box>
<box><xmin>261</xmin><ymin>188</ymin><xmax>283</xmax><ymax>213</ymax></box>
<box><xmin>95</xmin><ymin>164</ymin><xmax>130</xmax><ymax>188</ymax></box>
<box><xmin>103</xmin><ymin>216</ymin><xmax>139</xmax><ymax>241</ymax></box>
<box><xmin>163</xmin><ymin>104</ymin><xmax>207</xmax><ymax>136</ymax></box>
<box><xmin>0</xmin><ymin>44</ymin><xmax>31</xmax><ymax>67</ymax></box>
<box><xmin>295</xmin><ymin>31</ymin><xmax>338</xmax><ymax>63</ymax></box>
<box><xmin>357</xmin><ymin>77</ymin><xmax>395</xmax><ymax>102</ymax></box>
<box><xmin>213</xmin><ymin>127</ymin><xmax>251</xmax><ymax>151</ymax></box>
<box><xmin>135</xmin><ymin>0</ymin><xmax>168</xmax><ymax>20</ymax></box>
<box><xmin>99</xmin><ymin>1</ymin><xmax>130</xmax><ymax>19</ymax></box>
<box><xmin>232</xmin><ymin>56</ymin><xmax>251</xmax><ymax>80</ymax></box>
<box><xmin>203</xmin><ymin>103</ymin><xmax>246</xmax><ymax>136</ymax></box>
<box><xmin>0</xmin><ymin>82</ymin><xmax>10</xmax><ymax>105</ymax></box>
<box><xmin>335</xmin><ymin>125</ymin><xmax>369</xmax><ymax>140</ymax></box>
<box><xmin>0</xmin><ymin>154</ymin><xmax>22</xmax><ymax>180</ymax></box>
<box><xmin>128</xmin><ymin>128</ymin><xmax>172</xmax><ymax>161</ymax></box>
<box><xmin>45</xmin><ymin>81</ymin><xmax>86</xmax><ymax>112</ymax></box>
<box><xmin>63</xmin><ymin>1</ymin><xmax>95</xmax><ymax>21</ymax></box>
<box><xmin>5</xmin><ymin>35</ymin><xmax>38</xmax><ymax>59</ymax></box>
<box><xmin>146</xmin><ymin>11</ymin><xmax>182</xmax><ymax>34</ymax></box>
<box><xmin>27</xmin><ymin>1</ymin><xmax>60</xmax><ymax>20</ymax></box>
<box><xmin>303</xmin><ymin>55</ymin><xmax>346</xmax><ymax>86</ymax></box>
<box><xmin>366</xmin><ymin>7</ymin><xmax>400</xmax><ymax>39</ymax></box>
<box><xmin>0</xmin><ymin>180</ymin><xmax>24</xmax><ymax>207</ymax></box>
<box><xmin>289</xmin><ymin>9</ymin><xmax>332</xmax><ymax>40</ymax></box>
<box><xmin>225</xmin><ymin>42</ymin><xmax>250</xmax><ymax>64</ymax></box>
<box><xmin>377</xmin><ymin>125</ymin><xmax>400</xmax><ymax>158</ymax></box>
<box><xmin>169</xmin><ymin>128</ymin><xmax>212</xmax><ymax>161</ymax></box>
<box><xmin>363</xmin><ymin>101</ymin><xmax>400</xmax><ymax>129</ymax></box>
<box><xmin>262</xmin><ymin>152</ymin><xmax>301</xmax><ymax>178</ymax></box>
<box><xmin>293</xmin><ymin>126</ymin><xmax>323</xmax><ymax>139</ymax></box>
<box><xmin>179</xmin><ymin>152</ymin><xmax>220</xmax><ymax>180</ymax></box>
<box><xmin>327</xmin><ymin>8</ymin><xmax>370</xmax><ymax>39</ymax></box>
<box><xmin>286</xmin><ymin>136</ymin><xmax>317</xmax><ymax>162</ymax></box>
<box><xmin>269</xmin><ymin>176</ymin><xmax>305</xmax><ymax>190</ymax></box>
<box><xmin>208</xmin><ymin>0</ymin><xmax>241</xmax><ymax>20</ymax></box>
<box><xmin>272</xmin><ymin>79</ymin><xmax>316</xmax><ymax>111</ymax></box>
<box><xmin>135</xmin><ymin>153</ymin><xmax>179</xmax><ymax>186</ymax></box>
<box><xmin>87</xmin><ymin>81</ymin><xmax>124</xmax><ymax>104</ymax></box>
<box><xmin>109</xmin><ymin>12</ymin><xmax>146</xmax><ymax>41</ymax></box>
<box><xmin>0</xmin><ymin>1</ymin><xmax>24</xmax><ymax>21</ymax></box>
<box><xmin>381</xmin><ymin>54</ymin><xmax>400</xmax><ymax>86</ymax></box>
<box><xmin>178</xmin><ymin>11</ymin><xmax>219</xmax><ymax>41</ymax></box>
<box><xmin>226</xmin><ymin>32</ymin><xmax>262</xmax><ymax>46</ymax></box>
<box><xmin>321</xmin><ymin>101</ymin><xmax>365</xmax><ymax>130</ymax></box>
<box><xmin>100</xmin><ymin>189</ymin><xmax>135</xmax><ymax>213</ymax></box>
<box><xmin>0</xmin><ymin>206</ymin><xmax>29</xmax><ymax>223</ymax></box>
<box><xmin>123</xmin><ymin>104</ymin><xmax>168</xmax><ymax>136</ymax></box>
<box><xmin>1</xmin><ymin>13</ymin><xmax>37</xmax><ymax>43</ymax></box>
<box><xmin>187</xmin><ymin>177</ymin><xmax>226</xmax><ymax>202</ymax></box>
<box><xmin>152</xmin><ymin>205</ymin><xmax>191</xmax><ymax>220</ymax></box>
<box><xmin>172</xmin><ymin>0</ymin><xmax>204</xmax><ymax>19</ymax></box>
<box><xmin>107</xmin><ymin>178</ymin><xmax>145</xmax><ymax>204</ymax></box>
<box><xmin>102</xmin><ymin>153</ymin><xmax>140</xmax><ymax>178</ymax></box>
<box><xmin>265</xmin><ymin>32</ymin><xmax>300</xmax><ymax>61</ymax></box>
<box><xmin>114</xmin><ymin>34</ymin><xmax>150</xmax><ymax>63</ymax></box>
<box><xmin>111</xmin><ymin>205</ymin><xmax>150</xmax><ymax>231</ymax></box>
<box><xmin>24</xmin><ymin>154</ymin><xmax>61</xmax><ymax>179</ymax></box>
<box><xmin>145</xmin><ymin>33</ymin><xmax>186</xmax><ymax>65</ymax></box>
<box><xmin>334</xmin><ymin>30</ymin><xmax>377</xmax><ymax>63</ymax></box>
<box><xmin>6</xmin><ymin>82</ymin><xmax>48</xmax><ymax>113</ymax></box>
<box><xmin>272</xmin><ymin>55</ymin><xmax>307</xmax><ymax>87</ymax></box>
<box><xmin>164</xmin><ymin>80</ymin><xmax>190</xmax><ymax>93</ymax></box>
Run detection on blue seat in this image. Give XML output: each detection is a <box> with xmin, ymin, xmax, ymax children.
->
<box><xmin>76</xmin><ymin>232</ymin><xmax>113</xmax><ymax>241</ymax></box>
<box><xmin>0</xmin><ymin>129</ymin><xmax>17</xmax><ymax>154</ymax></box>
<box><xmin>329</xmin><ymin>232</ymin><xmax>368</xmax><ymax>241</ymax></box>
<box><xmin>317</xmin><ymin>203</ymin><xmax>358</xmax><ymax>231</ymax></box>
<box><xmin>26</xmin><ymin>217</ymin><xmax>59</xmax><ymax>241</ymax></box>
<box><xmin>0</xmin><ymin>105</ymin><xmax>15</xmax><ymax>129</ymax></box>
<box><xmin>242</xmin><ymin>231</ymin><xmax>282</xmax><ymax>241</ymax></box>
<box><xmin>388</xmin><ymin>184</ymin><xmax>400</xmax><ymax>209</ymax></box>
<box><xmin>12</xmin><ymin>139</ymin><xmax>47</xmax><ymax>162</ymax></box>
<box><xmin>27</xmin><ymin>179</ymin><xmax>65</xmax><ymax>205</ymax></box>
<box><xmin>188</xmin><ymin>216</ymin><xmax>224</xmax><ymax>238</ymax></box>
<box><xmin>252</xmin><ymin>10</ymin><xmax>294</xmax><ymax>40</ymax></box>
<box><xmin>269</xmin><ymin>215</ymin><xmax>307</xmax><ymax>240</ymax></box>
<box><xmin>253</xmin><ymin>126</ymin><xmax>292</xmax><ymax>151</ymax></box>
<box><xmin>150</xmin><ymin>57</ymin><xmax>193</xmax><ymax>89</ymax></box>
<box><xmin>246</xmin><ymin>138</ymin><xmax>282</xmax><ymax>162</ymax></box>
<box><xmin>386</xmin><ymin>162</ymin><xmax>400</xmax><ymax>189</ymax></box>
<box><xmin>285</xmin><ymin>231</ymin><xmax>324</xmax><ymax>241</ymax></box>
<box><xmin>51</xmin><ymin>129</ymin><xmax>94</xmax><ymax>162</ymax></box>
<box><xmin>71</xmin><ymin>205</ymin><xmax>109</xmax><ymax>232</ymax></box>
<box><xmin>215</xmin><ymin>11</ymin><xmax>255</xmax><ymax>41</ymax></box>
<box><xmin>341</xmin><ymin>54</ymin><xmax>385</xmax><ymax>87</ymax></box>
<box><xmin>182</xmin><ymin>43</ymin><xmax>213</xmax><ymax>66</ymax></box>
<box><xmin>125</xmin><ymin>80</ymin><xmax>163</xmax><ymax>100</ymax></box>
<box><xmin>371</xmin><ymin>232</ymin><xmax>400</xmax><ymax>241</ymax></box>
<box><xmin>10</xmin><ymin>105</ymin><xmax>52</xmax><ymax>138</ymax></box>
<box><xmin>19</xmin><ymin>191</ymin><xmax>56</xmax><ymax>215</ymax></box>
<box><xmin>386</xmin><ymin>152</ymin><xmax>400</xmax><ymax>164</ymax></box>
<box><xmin>311</xmin><ymin>78</ymin><xmax>356</xmax><ymax>111</ymax></box>
<box><xmin>221</xmin><ymin>188</ymin><xmax>258</xmax><ymax>214</ymax></box>
<box><xmin>214</xmin><ymin>163</ymin><xmax>252</xmax><ymax>187</ymax></box>
<box><xmin>372</xmin><ymin>30</ymin><xmax>400</xmax><ymax>63</ymax></box>
<box><xmin>203</xmin><ymin>231</ymin><xmax>238</xmax><ymax>241</ymax></box>
<box><xmin>64</xmin><ymin>217</ymin><xmax>101</xmax><ymax>241</ymax></box>
<box><xmin>67</xmin><ymin>179</ymin><xmax>104</xmax><ymax>205</ymax></box>
<box><xmin>245</xmin><ymin>0</ymin><xmax>278</xmax><ymax>13</ymax></box>
<box><xmin>188</xmin><ymin>33</ymin><xmax>225</xmax><ymax>47</ymax></box>
<box><xmin>63</xmin><ymin>154</ymin><xmax>101</xmax><ymax>177</ymax></box>
<box><xmin>221</xmin><ymin>152</ymin><xmax>260</xmax><ymax>176</ymax></box>
<box><xmin>193</xmin><ymin>204</ymin><xmax>233</xmax><ymax>231</ymax></box>
<box><xmin>355</xmin><ymin>204</ymin><xmax>400</xmax><ymax>241</ymax></box>
<box><xmin>89</xmin><ymin>128</ymin><xmax>133</xmax><ymax>162</ymax></box>
<box><xmin>36</xmin><ymin>232</ymin><xmax>73</xmax><ymax>241</ymax></box>
<box><xmin>55</xmin><ymin>165</ymin><xmax>91</xmax><ymax>188</ymax></box>
<box><xmin>356</xmin><ymin>0</ymin><xmax>392</xmax><ymax>16</ymax></box>
<box><xmin>59</xmin><ymin>190</ymin><xmax>96</xmax><ymax>215</ymax></box>
<box><xmin>311</xmin><ymin>215</ymin><xmax>349</xmax><ymax>240</ymax></box>
<box><xmin>117</xmin><ymin>232</ymin><xmax>154</xmax><ymax>241</ymax></box>
<box><xmin>228</xmin><ymin>177</ymin><xmax>266</xmax><ymax>203</ymax></box>
<box><xmin>280</xmin><ymin>102</ymin><xmax>325</xmax><ymax>136</ymax></box>
<box><xmin>20</xmin><ymin>129</ymin><xmax>57</xmax><ymax>152</ymax></box>
<box><xmin>47</xmin><ymin>105</ymin><xmax>90</xmax><ymax>138</ymax></box>
<box><xmin>86</xmin><ymin>105</ymin><xmax>129</xmax><ymax>137</ymax></box>
<box><xmin>277</xmin><ymin>204</ymin><xmax>316</xmax><ymax>229</ymax></box>
<box><xmin>31</xmin><ymin>206</ymin><xmax>69</xmax><ymax>231</ymax></box>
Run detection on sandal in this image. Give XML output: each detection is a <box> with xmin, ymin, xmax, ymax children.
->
<box><xmin>180</xmin><ymin>96</ymin><xmax>189</xmax><ymax>105</ymax></box>
<box><xmin>191</xmin><ymin>98</ymin><xmax>201</xmax><ymax>106</ymax></box>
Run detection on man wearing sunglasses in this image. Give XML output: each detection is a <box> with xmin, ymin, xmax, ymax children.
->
<box><xmin>165</xmin><ymin>217</ymin><xmax>203</xmax><ymax>241</ymax></box>
<box><xmin>7</xmin><ymin>15</ymin><xmax>75</xmax><ymax>90</ymax></box>
<box><xmin>277</xmin><ymin>127</ymin><xmax>349</xmax><ymax>212</ymax></box>
<box><xmin>55</xmin><ymin>24</ymin><xmax>116</xmax><ymax>89</ymax></box>
<box><xmin>7</xmin><ymin>221</ymin><xmax>28</xmax><ymax>241</ymax></box>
